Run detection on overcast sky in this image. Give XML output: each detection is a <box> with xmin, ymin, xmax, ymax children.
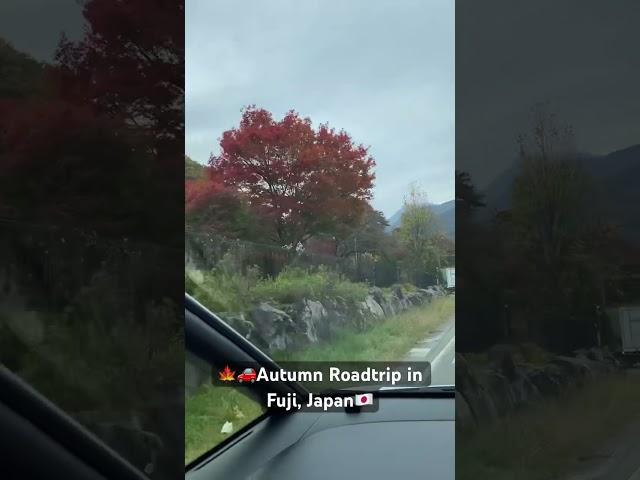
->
<box><xmin>186</xmin><ymin>0</ymin><xmax>454</xmax><ymax>217</ymax></box>
<box><xmin>0</xmin><ymin>0</ymin><xmax>83</xmax><ymax>61</ymax></box>
<box><xmin>457</xmin><ymin>0</ymin><xmax>640</xmax><ymax>190</ymax></box>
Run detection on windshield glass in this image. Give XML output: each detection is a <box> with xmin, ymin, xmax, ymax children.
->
<box><xmin>184</xmin><ymin>0</ymin><xmax>454</xmax><ymax>464</ymax></box>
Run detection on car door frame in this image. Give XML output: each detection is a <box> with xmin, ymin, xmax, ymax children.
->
<box><xmin>184</xmin><ymin>293</ymin><xmax>308</xmax><ymax>471</ymax></box>
<box><xmin>0</xmin><ymin>364</ymin><xmax>148</xmax><ymax>480</ymax></box>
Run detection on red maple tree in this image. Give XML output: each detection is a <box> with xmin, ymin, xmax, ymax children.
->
<box><xmin>185</xmin><ymin>167</ymin><xmax>260</xmax><ymax>238</ymax></box>
<box><xmin>55</xmin><ymin>0</ymin><xmax>184</xmax><ymax>162</ymax></box>
<box><xmin>185</xmin><ymin>169</ymin><xmax>226</xmax><ymax>213</ymax></box>
<box><xmin>210</xmin><ymin>107</ymin><xmax>376</xmax><ymax>247</ymax></box>
<box><xmin>0</xmin><ymin>0</ymin><xmax>183</xmax><ymax>240</ymax></box>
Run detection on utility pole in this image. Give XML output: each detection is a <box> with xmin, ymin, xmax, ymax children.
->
<box><xmin>354</xmin><ymin>234</ymin><xmax>358</xmax><ymax>279</ymax></box>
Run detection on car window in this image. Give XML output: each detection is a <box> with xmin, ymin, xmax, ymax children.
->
<box><xmin>1</xmin><ymin>224</ymin><xmax>183</xmax><ymax>478</ymax></box>
<box><xmin>1</xmin><ymin>0</ymin><xmax>184</xmax><ymax>477</ymax></box>
<box><xmin>185</xmin><ymin>352</ymin><xmax>265</xmax><ymax>464</ymax></box>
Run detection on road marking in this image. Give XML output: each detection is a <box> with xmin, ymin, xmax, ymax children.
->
<box><xmin>629</xmin><ymin>466</ymin><xmax>640</xmax><ymax>480</ymax></box>
<box><xmin>408</xmin><ymin>347</ymin><xmax>431</xmax><ymax>356</ymax></box>
<box><xmin>430</xmin><ymin>334</ymin><xmax>455</xmax><ymax>373</ymax></box>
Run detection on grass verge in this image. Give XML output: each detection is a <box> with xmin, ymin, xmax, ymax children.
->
<box><xmin>274</xmin><ymin>295</ymin><xmax>454</xmax><ymax>362</ymax></box>
<box><xmin>457</xmin><ymin>372</ymin><xmax>640</xmax><ymax>480</ymax></box>
<box><xmin>185</xmin><ymin>386</ymin><xmax>264</xmax><ymax>464</ymax></box>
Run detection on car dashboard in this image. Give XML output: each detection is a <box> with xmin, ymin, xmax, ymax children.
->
<box><xmin>186</xmin><ymin>396</ymin><xmax>454</xmax><ymax>480</ymax></box>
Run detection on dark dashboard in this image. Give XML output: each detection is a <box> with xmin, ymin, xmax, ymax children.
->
<box><xmin>187</xmin><ymin>396</ymin><xmax>454</xmax><ymax>480</ymax></box>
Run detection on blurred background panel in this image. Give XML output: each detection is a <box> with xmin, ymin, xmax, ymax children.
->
<box><xmin>456</xmin><ymin>1</ymin><xmax>640</xmax><ymax>479</ymax></box>
<box><xmin>0</xmin><ymin>1</ymin><xmax>184</xmax><ymax>478</ymax></box>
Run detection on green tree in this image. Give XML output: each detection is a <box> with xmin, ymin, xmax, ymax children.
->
<box><xmin>336</xmin><ymin>206</ymin><xmax>390</xmax><ymax>258</ymax></box>
<box><xmin>333</xmin><ymin>206</ymin><xmax>394</xmax><ymax>283</ymax></box>
<box><xmin>0</xmin><ymin>38</ymin><xmax>45</xmax><ymax>99</ymax></box>
<box><xmin>456</xmin><ymin>170</ymin><xmax>484</xmax><ymax>220</ymax></box>
<box><xmin>512</xmin><ymin>109</ymin><xmax>588</xmax><ymax>267</ymax></box>
<box><xmin>397</xmin><ymin>185</ymin><xmax>442</xmax><ymax>285</ymax></box>
<box><xmin>185</xmin><ymin>155</ymin><xmax>205</xmax><ymax>180</ymax></box>
<box><xmin>509</xmin><ymin>107</ymin><xmax>616</xmax><ymax>350</ymax></box>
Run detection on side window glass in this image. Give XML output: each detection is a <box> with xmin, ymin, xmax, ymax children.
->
<box><xmin>185</xmin><ymin>351</ymin><xmax>265</xmax><ymax>464</ymax></box>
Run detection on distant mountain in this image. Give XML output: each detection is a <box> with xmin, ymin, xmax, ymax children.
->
<box><xmin>387</xmin><ymin>199</ymin><xmax>455</xmax><ymax>239</ymax></box>
<box><xmin>479</xmin><ymin>144</ymin><xmax>640</xmax><ymax>241</ymax></box>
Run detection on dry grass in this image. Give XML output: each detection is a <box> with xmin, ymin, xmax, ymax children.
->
<box><xmin>457</xmin><ymin>372</ymin><xmax>640</xmax><ymax>480</ymax></box>
<box><xmin>274</xmin><ymin>295</ymin><xmax>454</xmax><ymax>362</ymax></box>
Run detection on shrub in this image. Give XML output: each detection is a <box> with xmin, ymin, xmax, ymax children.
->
<box><xmin>518</xmin><ymin>342</ymin><xmax>551</xmax><ymax>365</ymax></box>
<box><xmin>185</xmin><ymin>265</ymin><xmax>369</xmax><ymax>314</ymax></box>
<box><xmin>185</xmin><ymin>266</ymin><xmax>260</xmax><ymax>313</ymax></box>
<box><xmin>250</xmin><ymin>266</ymin><xmax>368</xmax><ymax>306</ymax></box>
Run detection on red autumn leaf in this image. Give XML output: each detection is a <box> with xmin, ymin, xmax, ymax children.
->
<box><xmin>210</xmin><ymin>106</ymin><xmax>376</xmax><ymax>246</ymax></box>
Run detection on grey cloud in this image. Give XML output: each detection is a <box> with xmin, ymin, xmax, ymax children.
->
<box><xmin>456</xmin><ymin>0</ymin><xmax>640</xmax><ymax>189</ymax></box>
<box><xmin>0</xmin><ymin>0</ymin><xmax>83</xmax><ymax>61</ymax></box>
<box><xmin>186</xmin><ymin>0</ymin><xmax>454</xmax><ymax>215</ymax></box>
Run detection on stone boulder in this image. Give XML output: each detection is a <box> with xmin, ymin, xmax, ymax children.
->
<box><xmin>527</xmin><ymin>366</ymin><xmax>564</xmax><ymax>397</ymax></box>
<box><xmin>458</xmin><ymin>342</ymin><xmax>621</xmax><ymax>433</ymax></box>
<box><xmin>421</xmin><ymin>285</ymin><xmax>446</xmax><ymax>298</ymax></box>
<box><xmin>322</xmin><ymin>297</ymin><xmax>352</xmax><ymax>337</ymax></box>
<box><xmin>509</xmin><ymin>370</ymin><xmax>541</xmax><ymax>407</ymax></box>
<box><xmin>391</xmin><ymin>284</ymin><xmax>405</xmax><ymax>299</ymax></box>
<box><xmin>387</xmin><ymin>293</ymin><xmax>404</xmax><ymax>315</ymax></box>
<box><xmin>575</xmin><ymin>347</ymin><xmax>619</xmax><ymax>367</ymax></box>
<box><xmin>487</xmin><ymin>344</ymin><xmax>518</xmax><ymax>381</ymax></box>
<box><xmin>551</xmin><ymin>356</ymin><xmax>592</xmax><ymax>387</ymax></box>
<box><xmin>249</xmin><ymin>303</ymin><xmax>295</xmax><ymax>351</ymax></box>
<box><xmin>406</xmin><ymin>291</ymin><xmax>427</xmax><ymax>306</ymax></box>
<box><xmin>455</xmin><ymin>354</ymin><xmax>499</xmax><ymax>425</ymax></box>
<box><xmin>295</xmin><ymin>299</ymin><xmax>329</xmax><ymax>345</ymax></box>
<box><xmin>362</xmin><ymin>295</ymin><xmax>385</xmax><ymax>320</ymax></box>
<box><xmin>370</xmin><ymin>287</ymin><xmax>396</xmax><ymax>316</ymax></box>
<box><xmin>398</xmin><ymin>296</ymin><xmax>414</xmax><ymax>312</ymax></box>
<box><xmin>484</xmin><ymin>371</ymin><xmax>516</xmax><ymax>416</ymax></box>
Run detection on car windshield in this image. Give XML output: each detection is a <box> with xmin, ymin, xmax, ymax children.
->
<box><xmin>184</xmin><ymin>0</ymin><xmax>454</xmax><ymax>465</ymax></box>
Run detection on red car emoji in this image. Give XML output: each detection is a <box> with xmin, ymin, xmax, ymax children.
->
<box><xmin>237</xmin><ymin>368</ymin><xmax>257</xmax><ymax>383</ymax></box>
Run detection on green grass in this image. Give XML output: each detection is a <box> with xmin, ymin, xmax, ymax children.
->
<box><xmin>185</xmin><ymin>385</ymin><xmax>264</xmax><ymax>465</ymax></box>
<box><xmin>185</xmin><ymin>296</ymin><xmax>454</xmax><ymax>464</ymax></box>
<box><xmin>274</xmin><ymin>296</ymin><xmax>454</xmax><ymax>361</ymax></box>
<box><xmin>185</xmin><ymin>265</ymin><xmax>369</xmax><ymax>314</ymax></box>
<box><xmin>185</xmin><ymin>268</ymin><xmax>257</xmax><ymax>313</ymax></box>
<box><xmin>457</xmin><ymin>373</ymin><xmax>640</xmax><ymax>480</ymax></box>
<box><xmin>250</xmin><ymin>266</ymin><xmax>369</xmax><ymax>306</ymax></box>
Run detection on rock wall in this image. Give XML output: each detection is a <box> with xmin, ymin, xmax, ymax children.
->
<box><xmin>185</xmin><ymin>284</ymin><xmax>446</xmax><ymax>396</ymax></box>
<box><xmin>222</xmin><ymin>284</ymin><xmax>447</xmax><ymax>353</ymax></box>
<box><xmin>456</xmin><ymin>344</ymin><xmax>620</xmax><ymax>432</ymax></box>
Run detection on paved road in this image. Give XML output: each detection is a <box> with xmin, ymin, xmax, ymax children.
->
<box><xmin>404</xmin><ymin>316</ymin><xmax>455</xmax><ymax>386</ymax></box>
<box><xmin>565</xmin><ymin>370</ymin><xmax>640</xmax><ymax>480</ymax></box>
<box><xmin>565</xmin><ymin>419</ymin><xmax>640</xmax><ymax>480</ymax></box>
